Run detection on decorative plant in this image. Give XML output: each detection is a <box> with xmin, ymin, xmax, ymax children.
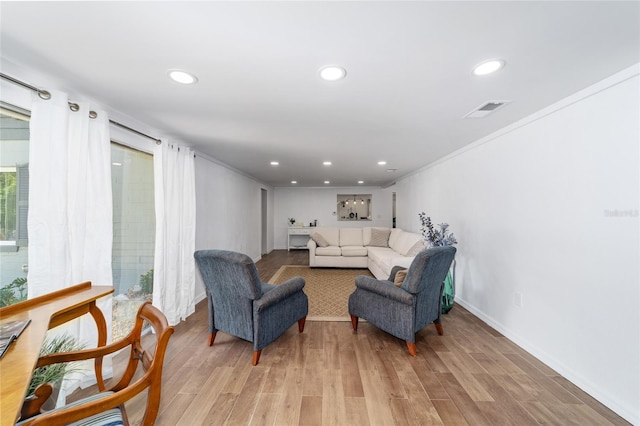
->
<box><xmin>419</xmin><ymin>212</ymin><xmax>457</xmax><ymax>247</ymax></box>
<box><xmin>419</xmin><ymin>212</ymin><xmax>458</xmax><ymax>314</ymax></box>
<box><xmin>288</xmin><ymin>217</ymin><xmax>296</xmax><ymax>226</ymax></box>
<box><xmin>27</xmin><ymin>333</ymin><xmax>86</xmax><ymax>397</ymax></box>
<box><xmin>0</xmin><ymin>277</ymin><xmax>28</xmax><ymax>307</ymax></box>
<box><xmin>139</xmin><ymin>268</ymin><xmax>154</xmax><ymax>295</ymax></box>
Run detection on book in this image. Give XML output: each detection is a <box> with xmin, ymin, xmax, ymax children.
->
<box><xmin>0</xmin><ymin>318</ymin><xmax>31</xmax><ymax>359</ymax></box>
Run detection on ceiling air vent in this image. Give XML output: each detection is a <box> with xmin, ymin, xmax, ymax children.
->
<box><xmin>464</xmin><ymin>100</ymin><xmax>510</xmax><ymax>118</ymax></box>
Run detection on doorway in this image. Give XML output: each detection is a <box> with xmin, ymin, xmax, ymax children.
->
<box><xmin>261</xmin><ymin>188</ymin><xmax>268</xmax><ymax>256</ymax></box>
<box><xmin>392</xmin><ymin>192</ymin><xmax>396</xmax><ymax>228</ymax></box>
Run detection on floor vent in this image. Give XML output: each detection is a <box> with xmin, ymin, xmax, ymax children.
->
<box><xmin>464</xmin><ymin>100</ymin><xmax>510</xmax><ymax>118</ymax></box>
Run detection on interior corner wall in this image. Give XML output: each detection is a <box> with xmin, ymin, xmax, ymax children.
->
<box><xmin>194</xmin><ymin>155</ymin><xmax>274</xmax><ymax>301</ymax></box>
<box><xmin>395</xmin><ymin>69</ymin><xmax>639</xmax><ymax>423</ymax></box>
<box><xmin>273</xmin><ymin>186</ymin><xmax>395</xmax><ymax>249</ymax></box>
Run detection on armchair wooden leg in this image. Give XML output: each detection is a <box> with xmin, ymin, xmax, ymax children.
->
<box><xmin>434</xmin><ymin>322</ymin><xmax>444</xmax><ymax>336</ymax></box>
<box><xmin>208</xmin><ymin>332</ymin><xmax>217</xmax><ymax>346</ymax></box>
<box><xmin>406</xmin><ymin>342</ymin><xmax>417</xmax><ymax>356</ymax></box>
<box><xmin>350</xmin><ymin>315</ymin><xmax>359</xmax><ymax>331</ymax></box>
<box><xmin>298</xmin><ymin>316</ymin><xmax>306</xmax><ymax>333</ymax></box>
<box><xmin>252</xmin><ymin>350</ymin><xmax>262</xmax><ymax>366</ymax></box>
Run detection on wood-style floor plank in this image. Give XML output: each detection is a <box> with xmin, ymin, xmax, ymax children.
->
<box><xmin>250</xmin><ymin>393</ymin><xmax>281</xmax><ymax>426</ymax></box>
<box><xmin>66</xmin><ymin>249</ymin><xmax>630</xmax><ymax>426</ymax></box>
<box><xmin>431</xmin><ymin>399</ymin><xmax>470</xmax><ymax>425</ymax></box>
<box><xmin>299</xmin><ymin>395</ymin><xmax>322</xmax><ymax>426</ymax></box>
<box><xmin>344</xmin><ymin>397</ymin><xmax>370</xmax><ymax>426</ymax></box>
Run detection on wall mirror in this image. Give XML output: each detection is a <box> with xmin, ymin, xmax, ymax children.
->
<box><xmin>337</xmin><ymin>194</ymin><xmax>372</xmax><ymax>221</ymax></box>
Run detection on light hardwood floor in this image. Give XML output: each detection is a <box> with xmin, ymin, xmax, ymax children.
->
<box><xmin>72</xmin><ymin>250</ymin><xmax>629</xmax><ymax>425</ymax></box>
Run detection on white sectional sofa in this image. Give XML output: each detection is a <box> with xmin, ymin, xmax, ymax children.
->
<box><xmin>306</xmin><ymin>227</ymin><xmax>425</xmax><ymax>279</ymax></box>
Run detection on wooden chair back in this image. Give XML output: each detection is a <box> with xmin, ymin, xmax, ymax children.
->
<box><xmin>20</xmin><ymin>302</ymin><xmax>174</xmax><ymax>425</ymax></box>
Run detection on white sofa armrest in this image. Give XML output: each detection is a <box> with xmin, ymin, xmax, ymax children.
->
<box><xmin>307</xmin><ymin>238</ymin><xmax>318</xmax><ymax>267</ymax></box>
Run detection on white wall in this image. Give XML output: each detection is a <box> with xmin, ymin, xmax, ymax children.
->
<box><xmin>273</xmin><ymin>186</ymin><xmax>395</xmax><ymax>249</ymax></box>
<box><xmin>194</xmin><ymin>154</ymin><xmax>274</xmax><ymax>300</ymax></box>
<box><xmin>395</xmin><ymin>66</ymin><xmax>640</xmax><ymax>424</ymax></box>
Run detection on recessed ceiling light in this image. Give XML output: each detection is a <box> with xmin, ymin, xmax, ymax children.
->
<box><xmin>358</xmin><ymin>180</ymin><xmax>364</xmax><ymax>184</ymax></box>
<box><xmin>270</xmin><ymin>161</ymin><xmax>279</xmax><ymax>166</ymax></box>
<box><xmin>323</xmin><ymin>161</ymin><xmax>332</xmax><ymax>166</ymax></box>
<box><xmin>377</xmin><ymin>161</ymin><xmax>387</xmax><ymax>165</ymax></box>
<box><xmin>291</xmin><ymin>180</ymin><xmax>297</xmax><ymax>184</ymax></box>
<box><xmin>319</xmin><ymin>66</ymin><xmax>347</xmax><ymax>81</ymax></box>
<box><xmin>324</xmin><ymin>181</ymin><xmax>330</xmax><ymax>184</ymax></box>
<box><xmin>112</xmin><ymin>162</ymin><xmax>122</xmax><ymax>166</ymax></box>
<box><xmin>168</xmin><ymin>69</ymin><xmax>198</xmax><ymax>84</ymax></box>
<box><xmin>472</xmin><ymin>59</ymin><xmax>505</xmax><ymax>76</ymax></box>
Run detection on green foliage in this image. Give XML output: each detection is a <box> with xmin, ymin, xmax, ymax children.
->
<box><xmin>28</xmin><ymin>333</ymin><xmax>86</xmax><ymax>396</ymax></box>
<box><xmin>0</xmin><ymin>287</ymin><xmax>16</xmax><ymax>307</ymax></box>
<box><xmin>0</xmin><ymin>277</ymin><xmax>28</xmax><ymax>307</ymax></box>
<box><xmin>0</xmin><ymin>171</ymin><xmax>17</xmax><ymax>240</ymax></box>
<box><xmin>139</xmin><ymin>269</ymin><xmax>153</xmax><ymax>295</ymax></box>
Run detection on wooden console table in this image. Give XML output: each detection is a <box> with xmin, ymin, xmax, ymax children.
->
<box><xmin>288</xmin><ymin>226</ymin><xmax>313</xmax><ymax>251</ymax></box>
<box><xmin>0</xmin><ymin>282</ymin><xmax>114</xmax><ymax>426</ymax></box>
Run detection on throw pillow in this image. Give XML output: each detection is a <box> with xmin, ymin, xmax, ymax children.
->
<box><xmin>406</xmin><ymin>240</ymin><xmax>425</xmax><ymax>257</ymax></box>
<box><xmin>369</xmin><ymin>228</ymin><xmax>391</xmax><ymax>247</ymax></box>
<box><xmin>394</xmin><ymin>269</ymin><xmax>408</xmax><ymax>287</ymax></box>
<box><xmin>310</xmin><ymin>232</ymin><xmax>329</xmax><ymax>247</ymax></box>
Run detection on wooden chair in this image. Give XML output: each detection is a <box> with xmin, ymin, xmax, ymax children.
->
<box><xmin>18</xmin><ymin>301</ymin><xmax>174</xmax><ymax>425</ymax></box>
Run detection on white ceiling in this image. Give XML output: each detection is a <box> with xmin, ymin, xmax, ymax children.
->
<box><xmin>1</xmin><ymin>1</ymin><xmax>638</xmax><ymax>187</ymax></box>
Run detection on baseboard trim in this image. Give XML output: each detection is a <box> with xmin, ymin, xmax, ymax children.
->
<box><xmin>453</xmin><ymin>296</ymin><xmax>638</xmax><ymax>425</ymax></box>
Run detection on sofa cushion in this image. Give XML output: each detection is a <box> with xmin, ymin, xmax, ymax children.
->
<box><xmin>341</xmin><ymin>246</ymin><xmax>368</xmax><ymax>257</ymax></box>
<box><xmin>394</xmin><ymin>269</ymin><xmax>408</xmax><ymax>287</ymax></box>
<box><xmin>368</xmin><ymin>228</ymin><xmax>391</xmax><ymax>247</ymax></box>
<box><xmin>313</xmin><ymin>227</ymin><xmax>339</xmax><ymax>247</ymax></box>
<box><xmin>388</xmin><ymin>228</ymin><xmax>404</xmax><ymax>250</ymax></box>
<box><xmin>368</xmin><ymin>246</ymin><xmax>416</xmax><ymax>275</ymax></box>
<box><xmin>340</xmin><ymin>228</ymin><xmax>363</xmax><ymax>247</ymax></box>
<box><xmin>394</xmin><ymin>231</ymin><xmax>423</xmax><ymax>256</ymax></box>
<box><xmin>315</xmin><ymin>246</ymin><xmax>342</xmax><ymax>256</ymax></box>
<box><xmin>406</xmin><ymin>239</ymin><xmax>425</xmax><ymax>256</ymax></box>
<box><xmin>363</xmin><ymin>227</ymin><xmax>389</xmax><ymax>246</ymax></box>
<box><xmin>310</xmin><ymin>231</ymin><xmax>329</xmax><ymax>247</ymax></box>
<box><xmin>367</xmin><ymin>246</ymin><xmax>397</xmax><ymax>272</ymax></box>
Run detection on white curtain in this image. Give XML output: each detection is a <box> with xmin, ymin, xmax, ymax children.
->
<box><xmin>153</xmin><ymin>141</ymin><xmax>196</xmax><ymax>325</ymax></box>
<box><xmin>28</xmin><ymin>90</ymin><xmax>113</xmax><ymax>295</ymax></box>
<box><xmin>28</xmin><ymin>90</ymin><xmax>113</xmax><ymax>398</ymax></box>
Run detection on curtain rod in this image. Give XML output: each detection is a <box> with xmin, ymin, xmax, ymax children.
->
<box><xmin>0</xmin><ymin>72</ymin><xmax>162</xmax><ymax>145</ymax></box>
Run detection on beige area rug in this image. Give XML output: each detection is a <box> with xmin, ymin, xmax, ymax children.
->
<box><xmin>269</xmin><ymin>266</ymin><xmax>373</xmax><ymax>321</ymax></box>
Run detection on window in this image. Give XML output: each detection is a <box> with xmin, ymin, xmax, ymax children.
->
<box><xmin>0</xmin><ymin>104</ymin><xmax>156</xmax><ymax>336</ymax></box>
<box><xmin>111</xmin><ymin>143</ymin><xmax>155</xmax><ymax>340</ymax></box>
<box><xmin>0</xmin><ymin>107</ymin><xmax>30</xmax><ymax>307</ymax></box>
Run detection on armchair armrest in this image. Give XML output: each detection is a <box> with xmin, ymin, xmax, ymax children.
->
<box><xmin>355</xmin><ymin>275</ymin><xmax>414</xmax><ymax>305</ymax></box>
<box><xmin>35</xmin><ymin>338</ymin><xmax>131</xmax><ymax>368</ymax></box>
<box><xmin>254</xmin><ymin>277</ymin><xmax>305</xmax><ymax>312</ymax></box>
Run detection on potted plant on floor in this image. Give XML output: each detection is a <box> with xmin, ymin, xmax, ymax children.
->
<box><xmin>419</xmin><ymin>212</ymin><xmax>458</xmax><ymax>313</ymax></box>
<box><xmin>21</xmin><ymin>332</ymin><xmax>86</xmax><ymax>418</ymax></box>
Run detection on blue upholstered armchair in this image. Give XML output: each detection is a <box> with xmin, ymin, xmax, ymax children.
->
<box><xmin>194</xmin><ymin>250</ymin><xmax>308</xmax><ymax>365</ymax></box>
<box><xmin>348</xmin><ymin>246</ymin><xmax>456</xmax><ymax>356</ymax></box>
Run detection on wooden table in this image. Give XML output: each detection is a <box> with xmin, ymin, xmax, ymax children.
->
<box><xmin>0</xmin><ymin>282</ymin><xmax>113</xmax><ymax>426</ymax></box>
<box><xmin>288</xmin><ymin>226</ymin><xmax>313</xmax><ymax>250</ymax></box>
